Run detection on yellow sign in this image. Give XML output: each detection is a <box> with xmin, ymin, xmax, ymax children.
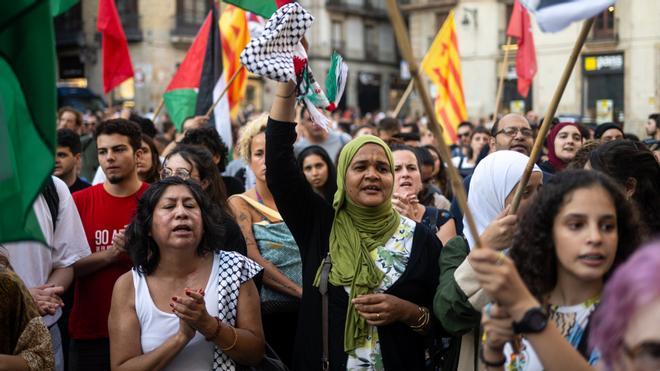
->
<box><xmin>584</xmin><ymin>56</ymin><xmax>597</xmax><ymax>72</ymax></box>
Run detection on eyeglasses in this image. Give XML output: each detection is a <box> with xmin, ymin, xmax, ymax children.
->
<box><xmin>495</xmin><ymin>127</ymin><xmax>534</xmax><ymax>138</ymax></box>
<box><xmin>624</xmin><ymin>341</ymin><xmax>660</xmax><ymax>371</ymax></box>
<box><xmin>160</xmin><ymin>167</ymin><xmax>192</xmax><ymax>180</ymax></box>
<box><xmin>457</xmin><ymin>132</ymin><xmax>471</xmax><ymax>138</ymax></box>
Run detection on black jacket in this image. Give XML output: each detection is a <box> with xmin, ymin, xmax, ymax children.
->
<box><xmin>265</xmin><ymin>118</ymin><xmax>441</xmax><ymax>371</ymax></box>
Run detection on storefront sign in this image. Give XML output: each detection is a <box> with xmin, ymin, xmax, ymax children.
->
<box><xmin>584</xmin><ymin>54</ymin><xmax>623</xmax><ymax>73</ymax></box>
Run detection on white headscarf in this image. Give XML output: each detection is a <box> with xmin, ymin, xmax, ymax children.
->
<box><xmin>463</xmin><ymin>150</ymin><xmax>542</xmax><ymax>249</ymax></box>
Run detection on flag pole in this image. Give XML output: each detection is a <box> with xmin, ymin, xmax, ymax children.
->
<box><xmin>204</xmin><ymin>65</ymin><xmax>245</xmax><ymax>119</ymax></box>
<box><xmin>152</xmin><ymin>98</ymin><xmax>165</xmax><ymax>122</ymax></box>
<box><xmin>493</xmin><ymin>36</ymin><xmax>512</xmax><ymax>121</ymax></box>
<box><xmin>393</xmin><ymin>80</ymin><xmax>414</xmax><ymax>117</ymax></box>
<box><xmin>385</xmin><ymin>0</ymin><xmax>482</xmax><ymax>249</ymax></box>
<box><xmin>509</xmin><ymin>17</ymin><xmax>595</xmax><ymax>213</ymax></box>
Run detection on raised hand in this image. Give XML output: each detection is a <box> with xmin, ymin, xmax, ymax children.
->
<box><xmin>469</xmin><ymin>248</ymin><xmax>539</xmax><ymax>320</ymax></box>
<box><xmin>479</xmin><ymin>205</ymin><xmax>518</xmax><ymax>251</ymax></box>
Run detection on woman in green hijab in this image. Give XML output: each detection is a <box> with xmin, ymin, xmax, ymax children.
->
<box><xmin>265</xmin><ymin>80</ymin><xmax>441</xmax><ymax>370</ymax></box>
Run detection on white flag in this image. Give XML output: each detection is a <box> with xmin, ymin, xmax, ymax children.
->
<box><xmin>520</xmin><ymin>0</ymin><xmax>615</xmax><ymax>32</ymax></box>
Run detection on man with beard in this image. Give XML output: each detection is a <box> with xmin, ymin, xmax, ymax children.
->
<box><xmin>489</xmin><ymin>113</ymin><xmax>534</xmax><ymax>155</ymax></box>
<box><xmin>68</xmin><ymin>119</ymin><xmax>149</xmax><ymax>371</ymax></box>
<box><xmin>451</xmin><ymin>113</ymin><xmax>544</xmax><ymax>234</ymax></box>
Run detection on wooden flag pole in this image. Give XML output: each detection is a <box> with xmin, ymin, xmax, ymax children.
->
<box><xmin>385</xmin><ymin>0</ymin><xmax>482</xmax><ymax>249</ymax></box>
<box><xmin>509</xmin><ymin>17</ymin><xmax>595</xmax><ymax>213</ymax></box>
<box><xmin>493</xmin><ymin>36</ymin><xmax>512</xmax><ymax>121</ymax></box>
<box><xmin>204</xmin><ymin>65</ymin><xmax>245</xmax><ymax>119</ymax></box>
<box><xmin>151</xmin><ymin>98</ymin><xmax>165</xmax><ymax>122</ymax></box>
<box><xmin>393</xmin><ymin>80</ymin><xmax>414</xmax><ymax>117</ymax></box>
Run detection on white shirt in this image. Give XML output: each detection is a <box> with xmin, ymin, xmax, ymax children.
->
<box><xmin>5</xmin><ymin>176</ymin><xmax>91</xmax><ymax>326</ymax></box>
<box><xmin>133</xmin><ymin>254</ymin><xmax>221</xmax><ymax>371</ymax></box>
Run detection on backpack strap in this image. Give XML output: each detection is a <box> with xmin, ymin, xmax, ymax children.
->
<box><xmin>41</xmin><ymin>177</ymin><xmax>59</xmax><ymax>231</ymax></box>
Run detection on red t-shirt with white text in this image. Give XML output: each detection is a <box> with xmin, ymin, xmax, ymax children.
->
<box><xmin>69</xmin><ymin>182</ymin><xmax>149</xmax><ymax>339</ymax></box>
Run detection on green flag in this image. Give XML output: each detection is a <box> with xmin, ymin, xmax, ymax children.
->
<box><xmin>50</xmin><ymin>0</ymin><xmax>78</xmax><ymax>16</ymax></box>
<box><xmin>223</xmin><ymin>0</ymin><xmax>278</xmax><ymax>18</ymax></box>
<box><xmin>0</xmin><ymin>0</ymin><xmax>58</xmax><ymax>244</ymax></box>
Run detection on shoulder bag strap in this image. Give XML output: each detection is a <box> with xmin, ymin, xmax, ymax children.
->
<box><xmin>319</xmin><ymin>253</ymin><xmax>333</xmax><ymax>371</ymax></box>
<box><xmin>230</xmin><ymin>194</ymin><xmax>283</xmax><ymax>223</ymax></box>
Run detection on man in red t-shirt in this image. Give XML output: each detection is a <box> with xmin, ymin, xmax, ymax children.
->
<box><xmin>69</xmin><ymin>119</ymin><xmax>149</xmax><ymax>370</ymax></box>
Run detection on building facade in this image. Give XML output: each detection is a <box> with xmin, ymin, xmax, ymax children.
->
<box><xmin>54</xmin><ymin>0</ymin><xmax>402</xmax><ymax>118</ymax></box>
<box><xmin>404</xmin><ymin>0</ymin><xmax>660</xmax><ymax>135</ymax></box>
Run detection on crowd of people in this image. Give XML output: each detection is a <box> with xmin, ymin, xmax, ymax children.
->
<box><xmin>1</xmin><ymin>80</ymin><xmax>659</xmax><ymax>371</ymax></box>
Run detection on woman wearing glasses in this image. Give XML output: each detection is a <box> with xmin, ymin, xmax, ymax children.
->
<box><xmin>161</xmin><ymin>144</ymin><xmax>247</xmax><ymax>256</ymax></box>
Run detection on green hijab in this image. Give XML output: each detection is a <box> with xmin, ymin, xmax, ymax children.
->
<box><xmin>314</xmin><ymin>135</ymin><xmax>400</xmax><ymax>352</ymax></box>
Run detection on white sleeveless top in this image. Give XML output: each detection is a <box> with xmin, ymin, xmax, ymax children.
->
<box><xmin>132</xmin><ymin>254</ymin><xmax>220</xmax><ymax>371</ymax></box>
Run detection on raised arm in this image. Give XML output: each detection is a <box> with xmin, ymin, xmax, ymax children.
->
<box><xmin>265</xmin><ymin>82</ymin><xmax>333</xmax><ymax>257</ymax></box>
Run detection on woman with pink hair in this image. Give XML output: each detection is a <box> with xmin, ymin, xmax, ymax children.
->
<box><xmin>590</xmin><ymin>241</ymin><xmax>660</xmax><ymax>371</ymax></box>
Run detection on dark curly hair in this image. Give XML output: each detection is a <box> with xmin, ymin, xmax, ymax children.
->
<box><xmin>588</xmin><ymin>139</ymin><xmax>660</xmax><ymax>235</ymax></box>
<box><xmin>510</xmin><ymin>170</ymin><xmax>644</xmax><ymax>301</ymax></box>
<box><xmin>95</xmin><ymin>118</ymin><xmax>142</xmax><ymax>152</ymax></box>
<box><xmin>124</xmin><ymin>177</ymin><xmax>225</xmax><ymax>275</ymax></box>
<box><xmin>180</xmin><ymin>127</ymin><xmax>230</xmax><ymax>173</ymax></box>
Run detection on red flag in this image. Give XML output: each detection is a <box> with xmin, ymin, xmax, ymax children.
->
<box><xmin>97</xmin><ymin>0</ymin><xmax>134</xmax><ymax>94</ymax></box>
<box><xmin>507</xmin><ymin>0</ymin><xmax>536</xmax><ymax>98</ymax></box>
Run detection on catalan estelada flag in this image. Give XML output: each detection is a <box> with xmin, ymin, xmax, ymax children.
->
<box><xmin>421</xmin><ymin>9</ymin><xmax>467</xmax><ymax>144</ymax></box>
<box><xmin>220</xmin><ymin>5</ymin><xmax>249</xmax><ymax>119</ymax></box>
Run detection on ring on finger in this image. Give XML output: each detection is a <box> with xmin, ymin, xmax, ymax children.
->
<box><xmin>376</xmin><ymin>313</ymin><xmax>381</xmax><ymax>320</ymax></box>
<box><xmin>496</xmin><ymin>251</ymin><xmax>505</xmax><ymax>265</ymax></box>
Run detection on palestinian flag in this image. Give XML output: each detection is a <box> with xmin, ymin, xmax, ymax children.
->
<box><xmin>163</xmin><ymin>2</ymin><xmax>231</xmax><ymax>148</ymax></box>
<box><xmin>223</xmin><ymin>0</ymin><xmax>290</xmax><ymax>18</ymax></box>
<box><xmin>0</xmin><ymin>0</ymin><xmax>58</xmax><ymax>244</ymax></box>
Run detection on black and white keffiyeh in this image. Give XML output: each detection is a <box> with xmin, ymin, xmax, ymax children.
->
<box><xmin>240</xmin><ymin>3</ymin><xmax>313</xmax><ymax>83</ymax></box>
<box><xmin>212</xmin><ymin>251</ymin><xmax>262</xmax><ymax>371</ymax></box>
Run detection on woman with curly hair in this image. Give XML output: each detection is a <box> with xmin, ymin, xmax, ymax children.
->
<box><xmin>471</xmin><ymin>170</ymin><xmax>645</xmax><ymax>371</ymax></box>
<box><xmin>108</xmin><ymin>178</ymin><xmax>264</xmax><ymax>370</ymax></box>
<box><xmin>587</xmin><ymin>139</ymin><xmax>660</xmax><ymax>235</ymax></box>
<box><xmin>229</xmin><ymin>114</ymin><xmax>303</xmax><ymax>367</ymax></box>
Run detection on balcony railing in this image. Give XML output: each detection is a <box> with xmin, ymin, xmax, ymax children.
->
<box><xmin>325</xmin><ymin>0</ymin><xmax>388</xmax><ymax>19</ymax></box>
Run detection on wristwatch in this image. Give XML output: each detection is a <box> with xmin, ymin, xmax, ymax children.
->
<box><xmin>512</xmin><ymin>307</ymin><xmax>548</xmax><ymax>334</ymax></box>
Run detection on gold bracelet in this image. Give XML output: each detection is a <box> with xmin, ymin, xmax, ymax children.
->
<box><xmin>220</xmin><ymin>324</ymin><xmax>238</xmax><ymax>351</ymax></box>
<box><xmin>410</xmin><ymin>306</ymin><xmax>430</xmax><ymax>331</ymax></box>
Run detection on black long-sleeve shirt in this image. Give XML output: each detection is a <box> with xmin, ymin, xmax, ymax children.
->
<box><xmin>265</xmin><ymin>118</ymin><xmax>441</xmax><ymax>370</ymax></box>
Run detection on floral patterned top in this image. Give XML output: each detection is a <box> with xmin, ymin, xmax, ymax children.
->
<box><xmin>504</xmin><ymin>296</ymin><xmax>601</xmax><ymax>370</ymax></box>
<box><xmin>346</xmin><ymin>216</ymin><xmax>417</xmax><ymax>370</ymax></box>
